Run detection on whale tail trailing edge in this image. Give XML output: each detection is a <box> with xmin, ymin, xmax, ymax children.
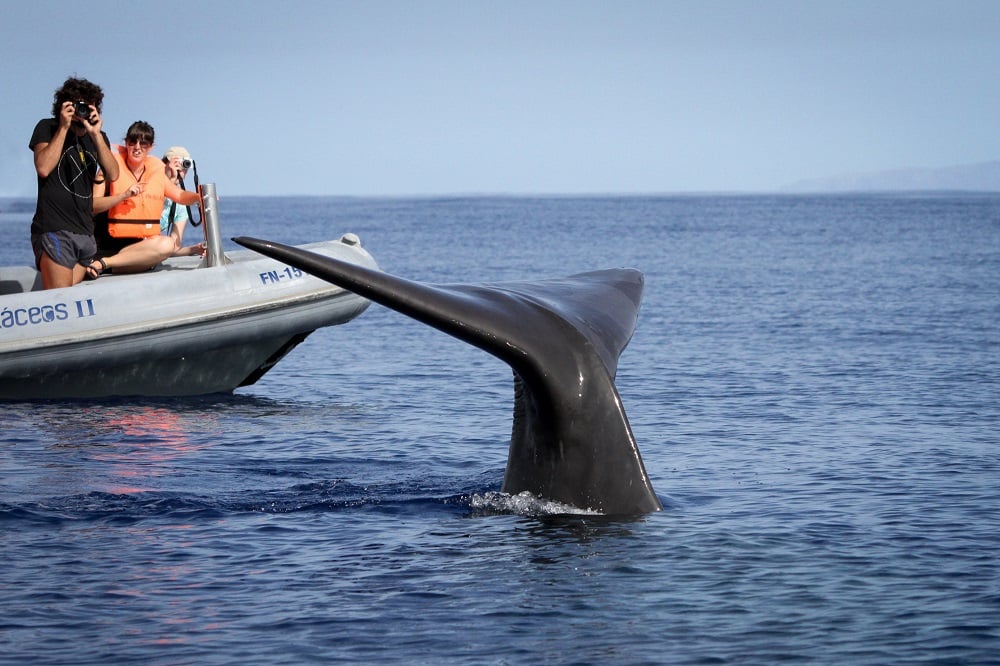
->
<box><xmin>233</xmin><ymin>236</ymin><xmax>662</xmax><ymax>514</ymax></box>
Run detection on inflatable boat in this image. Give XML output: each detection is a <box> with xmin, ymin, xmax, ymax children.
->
<box><xmin>0</xmin><ymin>184</ymin><xmax>377</xmax><ymax>400</ymax></box>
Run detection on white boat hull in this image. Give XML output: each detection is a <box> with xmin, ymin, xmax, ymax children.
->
<box><xmin>0</xmin><ymin>235</ymin><xmax>377</xmax><ymax>400</ymax></box>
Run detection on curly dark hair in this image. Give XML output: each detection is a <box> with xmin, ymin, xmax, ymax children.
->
<box><xmin>51</xmin><ymin>77</ymin><xmax>105</xmax><ymax>117</ymax></box>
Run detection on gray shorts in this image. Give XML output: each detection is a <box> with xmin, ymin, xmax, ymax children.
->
<box><xmin>32</xmin><ymin>230</ymin><xmax>98</xmax><ymax>270</ymax></box>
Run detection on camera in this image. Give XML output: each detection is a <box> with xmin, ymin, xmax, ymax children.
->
<box><xmin>180</xmin><ymin>158</ymin><xmax>194</xmax><ymax>170</ymax></box>
<box><xmin>74</xmin><ymin>101</ymin><xmax>90</xmax><ymax>119</ymax></box>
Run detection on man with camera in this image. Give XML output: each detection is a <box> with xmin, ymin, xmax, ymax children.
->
<box><xmin>29</xmin><ymin>77</ymin><xmax>120</xmax><ymax>289</ymax></box>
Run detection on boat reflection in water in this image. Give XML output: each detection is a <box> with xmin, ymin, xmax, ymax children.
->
<box><xmin>0</xmin><ymin>184</ymin><xmax>377</xmax><ymax>400</ymax></box>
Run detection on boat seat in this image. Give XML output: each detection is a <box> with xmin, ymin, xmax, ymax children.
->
<box><xmin>0</xmin><ymin>267</ymin><xmax>43</xmax><ymax>295</ymax></box>
<box><xmin>0</xmin><ymin>264</ymin><xmax>174</xmax><ymax>295</ymax></box>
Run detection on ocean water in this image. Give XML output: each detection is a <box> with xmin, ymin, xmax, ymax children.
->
<box><xmin>1</xmin><ymin>193</ymin><xmax>998</xmax><ymax>664</ymax></box>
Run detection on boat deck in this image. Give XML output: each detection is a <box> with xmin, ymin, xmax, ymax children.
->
<box><xmin>0</xmin><ymin>255</ymin><xmax>207</xmax><ymax>296</ymax></box>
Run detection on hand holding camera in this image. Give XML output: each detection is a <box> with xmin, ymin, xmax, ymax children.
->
<box><xmin>165</xmin><ymin>156</ymin><xmax>194</xmax><ymax>176</ymax></box>
<box><xmin>70</xmin><ymin>100</ymin><xmax>99</xmax><ymax>130</ymax></box>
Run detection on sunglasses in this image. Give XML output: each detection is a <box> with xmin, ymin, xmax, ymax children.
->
<box><xmin>126</xmin><ymin>138</ymin><xmax>153</xmax><ymax>148</ymax></box>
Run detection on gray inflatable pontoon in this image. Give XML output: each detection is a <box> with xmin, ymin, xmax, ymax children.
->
<box><xmin>0</xmin><ymin>184</ymin><xmax>377</xmax><ymax>400</ymax></box>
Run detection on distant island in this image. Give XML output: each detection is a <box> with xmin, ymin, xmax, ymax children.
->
<box><xmin>782</xmin><ymin>160</ymin><xmax>1000</xmax><ymax>193</ymax></box>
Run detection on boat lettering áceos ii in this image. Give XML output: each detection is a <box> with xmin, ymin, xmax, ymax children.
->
<box><xmin>0</xmin><ymin>299</ymin><xmax>96</xmax><ymax>329</ymax></box>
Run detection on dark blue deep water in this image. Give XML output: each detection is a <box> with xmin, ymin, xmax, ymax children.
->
<box><xmin>1</xmin><ymin>193</ymin><xmax>998</xmax><ymax>664</ymax></box>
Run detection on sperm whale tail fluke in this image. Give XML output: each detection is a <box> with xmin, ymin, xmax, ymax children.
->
<box><xmin>234</xmin><ymin>236</ymin><xmax>662</xmax><ymax>514</ymax></box>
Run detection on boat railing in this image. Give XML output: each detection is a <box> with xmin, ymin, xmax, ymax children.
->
<box><xmin>198</xmin><ymin>183</ymin><xmax>227</xmax><ymax>268</ymax></box>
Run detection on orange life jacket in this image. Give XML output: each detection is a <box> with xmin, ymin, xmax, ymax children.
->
<box><xmin>106</xmin><ymin>148</ymin><xmax>170</xmax><ymax>238</ymax></box>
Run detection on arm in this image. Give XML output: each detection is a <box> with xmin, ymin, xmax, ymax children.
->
<box><xmin>164</xmin><ymin>179</ymin><xmax>201</xmax><ymax>206</ymax></box>
<box><xmin>32</xmin><ymin>103</ymin><xmax>74</xmax><ymax>178</ymax></box>
<box><xmin>93</xmin><ymin>182</ymin><xmax>141</xmax><ymax>214</ymax></box>
<box><xmin>84</xmin><ymin>109</ymin><xmax>119</xmax><ymax>183</ymax></box>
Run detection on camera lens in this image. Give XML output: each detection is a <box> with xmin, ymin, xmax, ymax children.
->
<box><xmin>181</xmin><ymin>158</ymin><xmax>193</xmax><ymax>169</ymax></box>
<box><xmin>74</xmin><ymin>101</ymin><xmax>90</xmax><ymax>117</ymax></box>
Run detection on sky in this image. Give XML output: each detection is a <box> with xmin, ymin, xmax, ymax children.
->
<box><xmin>2</xmin><ymin>0</ymin><xmax>999</xmax><ymax>196</ymax></box>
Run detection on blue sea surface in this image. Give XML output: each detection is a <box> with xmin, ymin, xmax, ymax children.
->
<box><xmin>1</xmin><ymin>193</ymin><xmax>998</xmax><ymax>664</ymax></box>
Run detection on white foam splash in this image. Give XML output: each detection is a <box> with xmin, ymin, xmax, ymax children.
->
<box><xmin>468</xmin><ymin>491</ymin><xmax>601</xmax><ymax>516</ymax></box>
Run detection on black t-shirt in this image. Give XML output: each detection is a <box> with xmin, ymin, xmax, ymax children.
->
<box><xmin>29</xmin><ymin>118</ymin><xmax>111</xmax><ymax>237</ymax></box>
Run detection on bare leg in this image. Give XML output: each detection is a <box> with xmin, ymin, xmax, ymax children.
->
<box><xmin>102</xmin><ymin>237</ymin><xmax>177</xmax><ymax>274</ymax></box>
<box><xmin>39</xmin><ymin>251</ymin><xmax>87</xmax><ymax>289</ymax></box>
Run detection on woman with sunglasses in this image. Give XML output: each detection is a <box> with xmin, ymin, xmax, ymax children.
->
<box><xmin>90</xmin><ymin>120</ymin><xmax>202</xmax><ymax>276</ymax></box>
